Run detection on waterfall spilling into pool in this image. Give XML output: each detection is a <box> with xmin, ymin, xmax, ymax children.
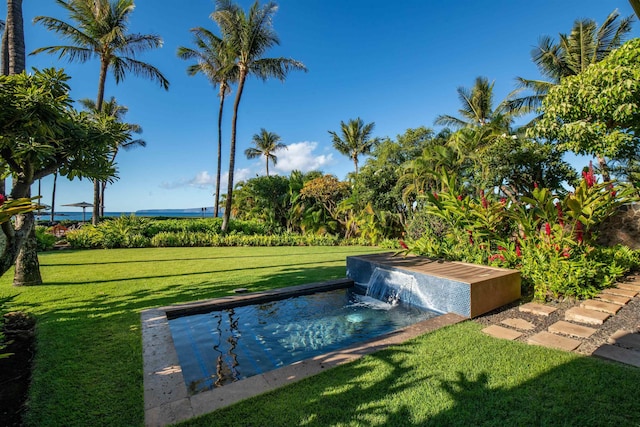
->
<box><xmin>361</xmin><ymin>267</ymin><xmax>436</xmax><ymax>311</ymax></box>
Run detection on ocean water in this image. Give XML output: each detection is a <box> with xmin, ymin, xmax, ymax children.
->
<box><xmin>36</xmin><ymin>211</ymin><xmax>219</xmax><ymax>222</ymax></box>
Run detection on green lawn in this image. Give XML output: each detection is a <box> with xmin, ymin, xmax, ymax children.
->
<box><xmin>1</xmin><ymin>246</ymin><xmax>639</xmax><ymax>426</ymax></box>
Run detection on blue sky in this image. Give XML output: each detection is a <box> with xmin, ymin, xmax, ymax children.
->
<box><xmin>4</xmin><ymin>1</ymin><xmax>639</xmax><ymax>212</ymax></box>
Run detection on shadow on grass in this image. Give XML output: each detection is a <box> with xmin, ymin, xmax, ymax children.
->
<box><xmin>184</xmin><ymin>329</ymin><xmax>640</xmax><ymax>427</ymax></box>
<box><xmin>20</xmin><ymin>262</ymin><xmax>355</xmax><ymax>426</ymax></box>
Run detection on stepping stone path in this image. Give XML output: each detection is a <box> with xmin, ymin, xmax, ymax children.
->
<box><xmin>481</xmin><ymin>279</ymin><xmax>640</xmax><ymax>368</ymax></box>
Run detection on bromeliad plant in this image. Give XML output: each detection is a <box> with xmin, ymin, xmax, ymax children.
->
<box><xmin>406</xmin><ymin>167</ymin><xmax>640</xmax><ymax>300</ymax></box>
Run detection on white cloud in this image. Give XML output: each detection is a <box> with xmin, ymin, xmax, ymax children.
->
<box><xmin>274</xmin><ymin>141</ymin><xmax>334</xmax><ymax>174</ymax></box>
<box><xmin>161</xmin><ymin>168</ymin><xmax>252</xmax><ymax>191</ymax></box>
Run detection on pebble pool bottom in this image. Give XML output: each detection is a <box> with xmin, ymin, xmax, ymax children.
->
<box><xmin>168</xmin><ymin>287</ymin><xmax>440</xmax><ymax>394</ymax></box>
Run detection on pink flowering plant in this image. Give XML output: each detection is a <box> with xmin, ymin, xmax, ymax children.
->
<box><xmin>405</xmin><ymin>167</ymin><xmax>639</xmax><ymax>300</ymax></box>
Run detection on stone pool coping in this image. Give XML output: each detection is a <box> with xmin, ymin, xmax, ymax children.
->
<box><xmin>141</xmin><ymin>279</ymin><xmax>466</xmax><ymax>427</ymax></box>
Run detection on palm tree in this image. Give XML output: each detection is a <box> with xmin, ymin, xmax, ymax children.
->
<box><xmin>79</xmin><ymin>97</ymin><xmax>146</xmax><ymax>216</ymax></box>
<box><xmin>511</xmin><ymin>9</ymin><xmax>633</xmax><ymax>114</ymax></box>
<box><xmin>1</xmin><ymin>0</ymin><xmax>25</xmax><ymax>75</ymax></box>
<box><xmin>435</xmin><ymin>77</ymin><xmax>505</xmax><ymax>129</ymax></box>
<box><xmin>244</xmin><ymin>128</ymin><xmax>286</xmax><ymax>176</ymax></box>
<box><xmin>328</xmin><ymin>118</ymin><xmax>379</xmax><ymax>177</ymax></box>
<box><xmin>178</xmin><ymin>27</ymin><xmax>238</xmax><ymax>218</ymax></box>
<box><xmin>212</xmin><ymin>0</ymin><xmax>307</xmax><ymax>231</ymax></box>
<box><xmin>32</xmin><ymin>0</ymin><xmax>169</xmax><ymax>225</ymax></box>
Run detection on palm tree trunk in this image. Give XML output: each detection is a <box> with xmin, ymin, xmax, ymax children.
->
<box><xmin>266</xmin><ymin>157</ymin><xmax>269</xmax><ymax>177</ymax></box>
<box><xmin>50</xmin><ymin>172</ymin><xmax>57</xmax><ymax>222</ymax></box>
<box><xmin>100</xmin><ymin>181</ymin><xmax>106</xmax><ymax>216</ymax></box>
<box><xmin>221</xmin><ymin>71</ymin><xmax>247</xmax><ymax>232</ymax></box>
<box><xmin>1</xmin><ymin>19</ymin><xmax>8</xmax><ymax>75</ymax></box>
<box><xmin>92</xmin><ymin>58</ymin><xmax>109</xmax><ymax>225</ymax></box>
<box><xmin>214</xmin><ymin>86</ymin><xmax>226</xmax><ymax>218</ymax></box>
<box><xmin>5</xmin><ymin>0</ymin><xmax>24</xmax><ymax>74</ymax></box>
<box><xmin>92</xmin><ymin>179</ymin><xmax>100</xmax><ymax>224</ymax></box>
<box><xmin>598</xmin><ymin>155</ymin><xmax>611</xmax><ymax>182</ymax></box>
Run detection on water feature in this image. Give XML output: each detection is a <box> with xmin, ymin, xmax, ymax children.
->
<box><xmin>168</xmin><ymin>286</ymin><xmax>439</xmax><ymax>394</ymax></box>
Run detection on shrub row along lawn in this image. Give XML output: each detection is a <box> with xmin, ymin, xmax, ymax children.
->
<box><xmin>1</xmin><ymin>247</ymin><xmax>639</xmax><ymax>426</ymax></box>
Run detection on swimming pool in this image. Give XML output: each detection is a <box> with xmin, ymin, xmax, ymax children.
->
<box><xmin>168</xmin><ymin>286</ymin><xmax>440</xmax><ymax>394</ymax></box>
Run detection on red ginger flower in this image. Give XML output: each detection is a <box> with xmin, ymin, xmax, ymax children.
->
<box><xmin>575</xmin><ymin>221</ymin><xmax>583</xmax><ymax>243</ymax></box>
<box><xmin>0</xmin><ymin>194</ymin><xmax>4</xmax><ymax>206</ymax></box>
<box><xmin>545</xmin><ymin>222</ymin><xmax>551</xmax><ymax>236</ymax></box>
<box><xmin>582</xmin><ymin>161</ymin><xmax>597</xmax><ymax>188</ymax></box>
<box><xmin>515</xmin><ymin>244</ymin><xmax>522</xmax><ymax>257</ymax></box>
<box><xmin>399</xmin><ymin>240</ymin><xmax>409</xmax><ymax>250</ymax></box>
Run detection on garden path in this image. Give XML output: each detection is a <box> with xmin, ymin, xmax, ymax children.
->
<box><xmin>477</xmin><ymin>275</ymin><xmax>640</xmax><ymax>368</ymax></box>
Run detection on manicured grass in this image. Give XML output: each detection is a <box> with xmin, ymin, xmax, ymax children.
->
<box><xmin>0</xmin><ymin>246</ymin><xmax>382</xmax><ymax>426</ymax></box>
<box><xmin>181</xmin><ymin>321</ymin><xmax>640</xmax><ymax>426</ymax></box>
<box><xmin>2</xmin><ymin>246</ymin><xmax>639</xmax><ymax>426</ymax></box>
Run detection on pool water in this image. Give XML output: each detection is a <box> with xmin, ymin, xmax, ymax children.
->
<box><xmin>168</xmin><ymin>287</ymin><xmax>440</xmax><ymax>394</ymax></box>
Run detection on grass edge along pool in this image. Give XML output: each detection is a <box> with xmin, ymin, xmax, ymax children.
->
<box><xmin>167</xmin><ymin>279</ymin><xmax>441</xmax><ymax>394</ymax></box>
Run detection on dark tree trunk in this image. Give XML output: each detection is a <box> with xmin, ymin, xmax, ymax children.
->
<box><xmin>1</xmin><ymin>19</ymin><xmax>8</xmax><ymax>75</ymax></box>
<box><xmin>214</xmin><ymin>85</ymin><xmax>226</xmax><ymax>218</ymax></box>
<box><xmin>50</xmin><ymin>172</ymin><xmax>57</xmax><ymax>222</ymax></box>
<box><xmin>13</xmin><ymin>215</ymin><xmax>41</xmax><ymax>286</ymax></box>
<box><xmin>5</xmin><ymin>0</ymin><xmax>41</xmax><ymax>286</ymax></box>
<box><xmin>100</xmin><ymin>181</ymin><xmax>106</xmax><ymax>217</ymax></box>
<box><xmin>5</xmin><ymin>0</ymin><xmax>24</xmax><ymax>74</ymax></box>
<box><xmin>221</xmin><ymin>71</ymin><xmax>247</xmax><ymax>232</ymax></box>
<box><xmin>598</xmin><ymin>155</ymin><xmax>610</xmax><ymax>182</ymax></box>
<box><xmin>92</xmin><ymin>58</ymin><xmax>109</xmax><ymax>225</ymax></box>
<box><xmin>92</xmin><ymin>179</ymin><xmax>100</xmax><ymax>225</ymax></box>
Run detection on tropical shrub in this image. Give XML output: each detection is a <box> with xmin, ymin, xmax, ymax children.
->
<box><xmin>406</xmin><ymin>168</ymin><xmax>639</xmax><ymax>300</ymax></box>
<box><xmin>35</xmin><ymin>226</ymin><xmax>57</xmax><ymax>251</ymax></box>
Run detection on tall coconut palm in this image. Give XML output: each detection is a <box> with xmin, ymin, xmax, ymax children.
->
<box><xmin>244</xmin><ymin>128</ymin><xmax>286</xmax><ymax>176</ymax></box>
<box><xmin>177</xmin><ymin>27</ymin><xmax>238</xmax><ymax>218</ymax></box>
<box><xmin>32</xmin><ymin>0</ymin><xmax>169</xmax><ymax>225</ymax></box>
<box><xmin>511</xmin><ymin>9</ymin><xmax>633</xmax><ymax>114</ymax></box>
<box><xmin>329</xmin><ymin>118</ymin><xmax>379</xmax><ymax>177</ymax></box>
<box><xmin>435</xmin><ymin>77</ymin><xmax>504</xmax><ymax>129</ymax></box>
<box><xmin>79</xmin><ymin>97</ymin><xmax>146</xmax><ymax>216</ymax></box>
<box><xmin>212</xmin><ymin>0</ymin><xmax>307</xmax><ymax>231</ymax></box>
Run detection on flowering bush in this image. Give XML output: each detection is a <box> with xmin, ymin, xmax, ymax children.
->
<box><xmin>406</xmin><ymin>169</ymin><xmax>640</xmax><ymax>300</ymax></box>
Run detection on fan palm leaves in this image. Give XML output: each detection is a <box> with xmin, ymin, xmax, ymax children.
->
<box><xmin>32</xmin><ymin>0</ymin><xmax>169</xmax><ymax>224</ymax></box>
<box><xmin>329</xmin><ymin>118</ymin><xmax>379</xmax><ymax>177</ymax></box>
<box><xmin>178</xmin><ymin>27</ymin><xmax>238</xmax><ymax>217</ymax></box>
<box><xmin>244</xmin><ymin>128</ymin><xmax>287</xmax><ymax>176</ymax></box>
<box><xmin>212</xmin><ymin>0</ymin><xmax>307</xmax><ymax>231</ymax></box>
<box><xmin>511</xmin><ymin>9</ymin><xmax>633</xmax><ymax>114</ymax></box>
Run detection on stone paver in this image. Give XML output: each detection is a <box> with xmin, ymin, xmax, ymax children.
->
<box><xmin>548</xmin><ymin>320</ymin><xmax>597</xmax><ymax>338</ymax></box>
<box><xmin>519</xmin><ymin>302</ymin><xmax>557</xmax><ymax>316</ymax></box>
<box><xmin>593</xmin><ymin>345</ymin><xmax>640</xmax><ymax>368</ymax></box>
<box><xmin>608</xmin><ymin>330</ymin><xmax>640</xmax><ymax>349</ymax></box>
<box><xmin>482</xmin><ymin>325</ymin><xmax>522</xmax><ymax>340</ymax></box>
<box><xmin>617</xmin><ymin>283</ymin><xmax>640</xmax><ymax>292</ymax></box>
<box><xmin>565</xmin><ymin>307</ymin><xmax>610</xmax><ymax>325</ymax></box>
<box><xmin>528</xmin><ymin>331</ymin><xmax>581</xmax><ymax>351</ymax></box>
<box><xmin>580</xmin><ymin>300</ymin><xmax>622</xmax><ymax>315</ymax></box>
<box><xmin>602</xmin><ymin>288</ymin><xmax>637</xmax><ymax>298</ymax></box>
<box><xmin>596</xmin><ymin>293</ymin><xmax>631</xmax><ymax>305</ymax></box>
<box><xmin>500</xmin><ymin>318</ymin><xmax>536</xmax><ymax>331</ymax></box>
